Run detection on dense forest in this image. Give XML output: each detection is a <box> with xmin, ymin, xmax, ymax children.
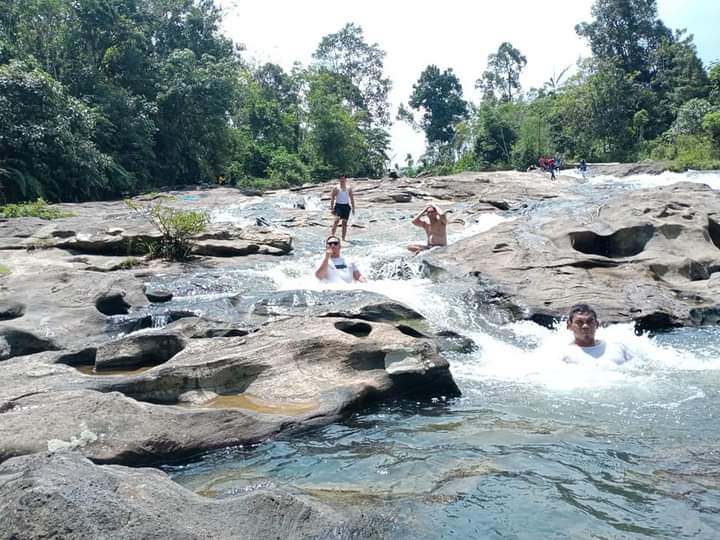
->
<box><xmin>1</xmin><ymin>0</ymin><xmax>718</xmax><ymax>203</ymax></box>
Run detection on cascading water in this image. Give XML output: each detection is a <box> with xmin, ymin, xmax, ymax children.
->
<box><xmin>160</xmin><ymin>172</ymin><xmax>720</xmax><ymax>538</ymax></box>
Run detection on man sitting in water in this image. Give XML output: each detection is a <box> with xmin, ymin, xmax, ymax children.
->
<box><xmin>407</xmin><ymin>203</ymin><xmax>448</xmax><ymax>253</ymax></box>
<box><xmin>562</xmin><ymin>304</ymin><xmax>632</xmax><ymax>365</ymax></box>
<box><xmin>315</xmin><ymin>236</ymin><xmax>366</xmax><ymax>284</ymax></box>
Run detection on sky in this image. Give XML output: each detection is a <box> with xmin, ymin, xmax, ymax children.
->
<box><xmin>217</xmin><ymin>0</ymin><xmax>720</xmax><ymax>165</ymax></box>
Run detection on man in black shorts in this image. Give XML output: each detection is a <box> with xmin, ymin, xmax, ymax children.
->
<box><xmin>330</xmin><ymin>175</ymin><xmax>356</xmax><ymax>241</ymax></box>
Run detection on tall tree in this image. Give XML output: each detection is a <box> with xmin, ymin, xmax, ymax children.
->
<box><xmin>409</xmin><ymin>65</ymin><xmax>467</xmax><ymax>144</ymax></box>
<box><xmin>576</xmin><ymin>0</ymin><xmax>671</xmax><ymax>83</ymax></box>
<box><xmin>476</xmin><ymin>42</ymin><xmax>527</xmax><ymax>102</ymax></box>
<box><xmin>312</xmin><ymin>23</ymin><xmax>391</xmax><ymax>128</ymax></box>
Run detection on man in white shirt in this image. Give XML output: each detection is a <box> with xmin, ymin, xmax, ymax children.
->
<box><xmin>315</xmin><ymin>236</ymin><xmax>365</xmax><ymax>284</ymax></box>
<box><xmin>330</xmin><ymin>175</ymin><xmax>356</xmax><ymax>241</ymax></box>
<box><xmin>562</xmin><ymin>304</ymin><xmax>632</xmax><ymax>365</ymax></box>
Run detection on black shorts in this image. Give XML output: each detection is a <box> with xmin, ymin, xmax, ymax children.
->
<box><xmin>334</xmin><ymin>203</ymin><xmax>351</xmax><ymax>220</ymax></box>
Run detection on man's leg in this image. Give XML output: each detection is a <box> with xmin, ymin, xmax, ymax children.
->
<box><xmin>331</xmin><ymin>216</ymin><xmax>340</xmax><ymax>236</ymax></box>
<box><xmin>341</xmin><ymin>219</ymin><xmax>348</xmax><ymax>241</ymax></box>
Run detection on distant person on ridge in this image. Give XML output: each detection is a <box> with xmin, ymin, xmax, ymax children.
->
<box><xmin>562</xmin><ymin>304</ymin><xmax>632</xmax><ymax>365</ymax></box>
<box><xmin>579</xmin><ymin>159</ymin><xmax>588</xmax><ymax>180</ymax></box>
<box><xmin>315</xmin><ymin>235</ymin><xmax>365</xmax><ymax>284</ymax></box>
<box><xmin>407</xmin><ymin>203</ymin><xmax>448</xmax><ymax>253</ymax></box>
<box><xmin>329</xmin><ymin>175</ymin><xmax>355</xmax><ymax>241</ymax></box>
<box><xmin>548</xmin><ymin>158</ymin><xmax>557</xmax><ymax>180</ymax></box>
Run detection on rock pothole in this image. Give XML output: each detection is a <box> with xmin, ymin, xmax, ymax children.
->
<box><xmin>95</xmin><ymin>333</ymin><xmax>186</xmax><ymax>371</ymax></box>
<box><xmin>569</xmin><ymin>225</ymin><xmax>654</xmax><ymax>258</ymax></box>
<box><xmin>95</xmin><ymin>290</ymin><xmax>131</xmax><ymax>315</ymax></box>
<box><xmin>334</xmin><ymin>320</ymin><xmax>373</xmax><ymax>337</ymax></box>
<box><xmin>708</xmin><ymin>217</ymin><xmax>720</xmax><ymax>250</ymax></box>
<box><xmin>0</xmin><ymin>327</ymin><xmax>60</xmax><ymax>361</ymax></box>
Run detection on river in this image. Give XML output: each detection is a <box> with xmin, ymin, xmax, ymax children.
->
<box><xmin>160</xmin><ymin>170</ymin><xmax>720</xmax><ymax>538</ymax></box>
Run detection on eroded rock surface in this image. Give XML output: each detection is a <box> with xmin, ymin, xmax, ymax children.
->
<box><xmin>426</xmin><ymin>182</ymin><xmax>720</xmax><ymax>329</ymax></box>
<box><xmin>0</xmin><ymin>452</ymin><xmax>393</xmax><ymax>539</ymax></box>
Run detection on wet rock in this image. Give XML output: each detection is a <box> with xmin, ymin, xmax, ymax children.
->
<box><xmin>145</xmin><ymin>289</ymin><xmax>173</xmax><ymax>303</ymax></box>
<box><xmin>0</xmin><ymin>452</ymin><xmax>392</xmax><ymax>539</ymax></box>
<box><xmin>94</xmin><ymin>289</ymin><xmax>131</xmax><ymax>315</ymax></box>
<box><xmin>0</xmin><ymin>300</ymin><xmax>25</xmax><ymax>321</ymax></box>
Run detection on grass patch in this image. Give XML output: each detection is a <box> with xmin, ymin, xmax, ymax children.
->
<box><xmin>0</xmin><ymin>198</ymin><xmax>75</xmax><ymax>220</ymax></box>
<box><xmin>118</xmin><ymin>256</ymin><xmax>144</xmax><ymax>269</ymax></box>
<box><xmin>0</xmin><ymin>264</ymin><xmax>11</xmax><ymax>276</ymax></box>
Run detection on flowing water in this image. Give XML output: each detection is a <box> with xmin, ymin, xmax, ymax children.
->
<box><xmin>160</xmin><ymin>171</ymin><xmax>720</xmax><ymax>538</ymax></box>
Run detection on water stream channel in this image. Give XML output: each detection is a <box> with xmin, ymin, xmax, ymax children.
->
<box><xmin>154</xmin><ymin>171</ymin><xmax>720</xmax><ymax>538</ymax></box>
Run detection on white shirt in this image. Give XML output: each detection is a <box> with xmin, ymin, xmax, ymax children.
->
<box><xmin>325</xmin><ymin>256</ymin><xmax>357</xmax><ymax>284</ymax></box>
<box><xmin>562</xmin><ymin>340</ymin><xmax>632</xmax><ymax>365</ymax></box>
<box><xmin>335</xmin><ymin>187</ymin><xmax>351</xmax><ymax>205</ymax></box>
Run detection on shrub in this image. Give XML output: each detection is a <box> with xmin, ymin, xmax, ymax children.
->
<box><xmin>126</xmin><ymin>198</ymin><xmax>208</xmax><ymax>261</ymax></box>
<box><xmin>0</xmin><ymin>198</ymin><xmax>75</xmax><ymax>219</ymax></box>
<box><xmin>267</xmin><ymin>149</ymin><xmax>309</xmax><ymax>185</ymax></box>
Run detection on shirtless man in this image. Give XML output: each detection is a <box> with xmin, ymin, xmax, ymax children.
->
<box><xmin>562</xmin><ymin>304</ymin><xmax>632</xmax><ymax>365</ymax></box>
<box><xmin>407</xmin><ymin>203</ymin><xmax>448</xmax><ymax>253</ymax></box>
<box><xmin>315</xmin><ymin>236</ymin><xmax>365</xmax><ymax>284</ymax></box>
<box><xmin>330</xmin><ymin>175</ymin><xmax>355</xmax><ymax>241</ymax></box>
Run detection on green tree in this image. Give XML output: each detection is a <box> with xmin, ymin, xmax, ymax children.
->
<box><xmin>312</xmin><ymin>23</ymin><xmax>391</xmax><ymax>128</ymax></box>
<box><xmin>703</xmin><ymin>111</ymin><xmax>720</xmax><ymax>148</ymax></box>
<box><xmin>476</xmin><ymin>42</ymin><xmax>527</xmax><ymax>102</ymax></box>
<box><xmin>576</xmin><ymin>0</ymin><xmax>671</xmax><ymax>83</ymax></box>
<box><xmin>304</xmin><ymin>71</ymin><xmax>366</xmax><ymax>178</ymax></box>
<box><xmin>0</xmin><ymin>61</ymin><xmax>110</xmax><ymax>202</ymax></box>
<box><xmin>409</xmin><ymin>65</ymin><xmax>467</xmax><ymax>144</ymax></box>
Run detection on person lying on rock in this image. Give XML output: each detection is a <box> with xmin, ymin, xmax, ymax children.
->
<box><xmin>407</xmin><ymin>203</ymin><xmax>448</xmax><ymax>253</ymax></box>
<box><xmin>330</xmin><ymin>175</ymin><xmax>356</xmax><ymax>242</ymax></box>
<box><xmin>562</xmin><ymin>303</ymin><xmax>632</xmax><ymax>365</ymax></box>
<box><xmin>315</xmin><ymin>235</ymin><xmax>366</xmax><ymax>284</ymax></box>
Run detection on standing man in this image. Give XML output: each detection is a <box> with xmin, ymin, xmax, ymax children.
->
<box><xmin>315</xmin><ymin>236</ymin><xmax>365</xmax><ymax>283</ymax></box>
<box><xmin>330</xmin><ymin>175</ymin><xmax>356</xmax><ymax>241</ymax></box>
<box><xmin>562</xmin><ymin>304</ymin><xmax>632</xmax><ymax>364</ymax></box>
<box><xmin>407</xmin><ymin>204</ymin><xmax>448</xmax><ymax>253</ymax></box>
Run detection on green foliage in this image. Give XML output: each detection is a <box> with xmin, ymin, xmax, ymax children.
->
<box><xmin>476</xmin><ymin>42</ymin><xmax>527</xmax><ymax>102</ymax></box>
<box><xmin>703</xmin><ymin>111</ymin><xmax>720</xmax><ymax>147</ymax></box>
<box><xmin>0</xmin><ymin>61</ymin><xmax>111</xmax><ymax>202</ymax></box>
<box><xmin>0</xmin><ymin>264</ymin><xmax>11</xmax><ymax>276</ymax></box>
<box><xmin>126</xmin><ymin>198</ymin><xmax>208</xmax><ymax>261</ymax></box>
<box><xmin>0</xmin><ymin>198</ymin><xmax>75</xmax><ymax>219</ymax></box>
<box><xmin>312</xmin><ymin>23</ymin><xmax>392</xmax><ymax>128</ymax></box>
<box><xmin>409</xmin><ymin>65</ymin><xmax>467</xmax><ymax>144</ymax></box>
<box><xmin>119</xmin><ymin>256</ymin><xmax>143</xmax><ymax>269</ymax></box>
<box><xmin>267</xmin><ymin>148</ymin><xmax>309</xmax><ymax>184</ymax></box>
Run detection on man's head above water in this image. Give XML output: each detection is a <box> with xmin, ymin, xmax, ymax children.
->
<box><xmin>566</xmin><ymin>303</ymin><xmax>599</xmax><ymax>347</ymax></box>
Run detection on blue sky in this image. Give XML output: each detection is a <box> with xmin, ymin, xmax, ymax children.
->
<box><xmin>657</xmin><ymin>0</ymin><xmax>719</xmax><ymax>65</ymax></box>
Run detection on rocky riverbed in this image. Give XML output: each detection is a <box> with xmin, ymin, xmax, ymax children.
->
<box><xmin>2</xmin><ymin>162</ymin><xmax>720</xmax><ymax>537</ymax></box>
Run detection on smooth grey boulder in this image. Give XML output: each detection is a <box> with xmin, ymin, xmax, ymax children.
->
<box><xmin>0</xmin><ymin>452</ymin><xmax>393</xmax><ymax>539</ymax></box>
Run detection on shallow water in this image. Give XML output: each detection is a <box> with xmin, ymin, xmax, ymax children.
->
<box><xmin>162</xmin><ymin>171</ymin><xmax>720</xmax><ymax>538</ymax></box>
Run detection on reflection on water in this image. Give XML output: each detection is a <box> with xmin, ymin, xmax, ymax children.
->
<box><xmin>159</xmin><ymin>172</ymin><xmax>720</xmax><ymax>538</ymax></box>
